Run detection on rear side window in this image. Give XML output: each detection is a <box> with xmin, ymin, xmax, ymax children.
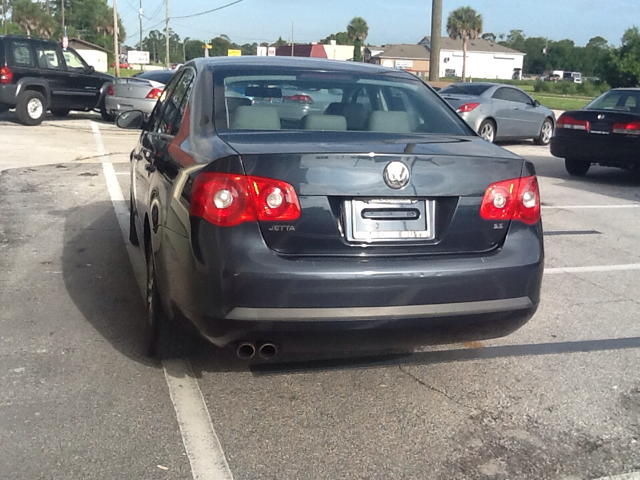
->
<box><xmin>35</xmin><ymin>46</ymin><xmax>64</xmax><ymax>70</ymax></box>
<box><xmin>156</xmin><ymin>69</ymin><xmax>195</xmax><ymax>135</ymax></box>
<box><xmin>215</xmin><ymin>69</ymin><xmax>471</xmax><ymax>135</ymax></box>
<box><xmin>10</xmin><ymin>41</ymin><xmax>35</xmax><ymax>68</ymax></box>
<box><xmin>587</xmin><ymin>90</ymin><xmax>640</xmax><ymax>112</ymax></box>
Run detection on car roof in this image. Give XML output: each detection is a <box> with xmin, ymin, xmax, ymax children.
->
<box><xmin>190</xmin><ymin>56</ymin><xmax>415</xmax><ymax>77</ymax></box>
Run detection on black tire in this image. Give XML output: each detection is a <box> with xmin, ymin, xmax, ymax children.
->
<box><xmin>51</xmin><ymin>108</ymin><xmax>70</xmax><ymax>117</ymax></box>
<box><xmin>129</xmin><ymin>192</ymin><xmax>140</xmax><ymax>246</ymax></box>
<box><xmin>16</xmin><ymin>90</ymin><xmax>46</xmax><ymax>126</ymax></box>
<box><xmin>478</xmin><ymin>119</ymin><xmax>496</xmax><ymax>143</ymax></box>
<box><xmin>565</xmin><ymin>158</ymin><xmax>590</xmax><ymax>176</ymax></box>
<box><xmin>145</xmin><ymin>249</ymin><xmax>193</xmax><ymax>359</ymax></box>
<box><xmin>0</xmin><ymin>103</ymin><xmax>9</xmax><ymax>114</ymax></box>
<box><xmin>535</xmin><ymin>118</ymin><xmax>554</xmax><ymax>146</ymax></box>
<box><xmin>100</xmin><ymin>100</ymin><xmax>116</xmax><ymax>123</ymax></box>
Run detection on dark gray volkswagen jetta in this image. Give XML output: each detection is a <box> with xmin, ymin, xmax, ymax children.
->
<box><xmin>116</xmin><ymin>57</ymin><xmax>544</xmax><ymax>360</ymax></box>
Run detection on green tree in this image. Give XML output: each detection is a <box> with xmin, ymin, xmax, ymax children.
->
<box><xmin>320</xmin><ymin>31</ymin><xmax>351</xmax><ymax>45</ymax></box>
<box><xmin>446</xmin><ymin>6</ymin><xmax>483</xmax><ymax>82</ymax></box>
<box><xmin>12</xmin><ymin>0</ymin><xmax>55</xmax><ymax>37</ymax></box>
<box><xmin>272</xmin><ymin>36</ymin><xmax>287</xmax><ymax>48</ymax></box>
<box><xmin>603</xmin><ymin>26</ymin><xmax>640</xmax><ymax>87</ymax></box>
<box><xmin>481</xmin><ymin>32</ymin><xmax>496</xmax><ymax>42</ymax></box>
<box><xmin>346</xmin><ymin>17</ymin><xmax>368</xmax><ymax>62</ymax></box>
<box><xmin>184</xmin><ymin>38</ymin><xmax>204</xmax><ymax>61</ymax></box>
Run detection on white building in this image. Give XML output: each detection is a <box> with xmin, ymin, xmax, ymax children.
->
<box><xmin>67</xmin><ymin>38</ymin><xmax>109</xmax><ymax>73</ymax></box>
<box><xmin>419</xmin><ymin>36</ymin><xmax>525</xmax><ymax>80</ymax></box>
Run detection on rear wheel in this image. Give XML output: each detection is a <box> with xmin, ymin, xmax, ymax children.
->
<box><xmin>479</xmin><ymin>119</ymin><xmax>496</xmax><ymax>143</ymax></box>
<box><xmin>145</xmin><ymin>248</ymin><xmax>193</xmax><ymax>359</ymax></box>
<box><xmin>100</xmin><ymin>100</ymin><xmax>116</xmax><ymax>123</ymax></box>
<box><xmin>51</xmin><ymin>108</ymin><xmax>70</xmax><ymax>117</ymax></box>
<box><xmin>535</xmin><ymin>118</ymin><xmax>554</xmax><ymax>145</ymax></box>
<box><xmin>129</xmin><ymin>192</ymin><xmax>139</xmax><ymax>246</ymax></box>
<box><xmin>16</xmin><ymin>91</ymin><xmax>46</xmax><ymax>126</ymax></box>
<box><xmin>565</xmin><ymin>158</ymin><xmax>590</xmax><ymax>176</ymax></box>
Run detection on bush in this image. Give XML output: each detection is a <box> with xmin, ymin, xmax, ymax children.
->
<box><xmin>534</xmin><ymin>79</ymin><xmax>550</xmax><ymax>93</ymax></box>
<box><xmin>560</xmin><ymin>81</ymin><xmax>578</xmax><ymax>95</ymax></box>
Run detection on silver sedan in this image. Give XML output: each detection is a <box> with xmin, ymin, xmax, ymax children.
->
<box><xmin>439</xmin><ymin>82</ymin><xmax>555</xmax><ymax>144</ymax></box>
<box><xmin>104</xmin><ymin>70</ymin><xmax>175</xmax><ymax>119</ymax></box>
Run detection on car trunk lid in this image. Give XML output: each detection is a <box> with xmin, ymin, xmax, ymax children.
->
<box><xmin>219</xmin><ymin>132</ymin><xmax>524</xmax><ymax>257</ymax></box>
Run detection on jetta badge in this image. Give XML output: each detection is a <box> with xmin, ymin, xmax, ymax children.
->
<box><xmin>383</xmin><ymin>161</ymin><xmax>410</xmax><ymax>189</ymax></box>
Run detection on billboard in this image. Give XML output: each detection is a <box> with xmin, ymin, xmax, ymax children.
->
<box><xmin>257</xmin><ymin>46</ymin><xmax>267</xmax><ymax>57</ymax></box>
<box><xmin>228</xmin><ymin>49</ymin><xmax>242</xmax><ymax>57</ymax></box>
<box><xmin>268</xmin><ymin>47</ymin><xmax>276</xmax><ymax>56</ymax></box>
<box><xmin>127</xmin><ymin>50</ymin><xmax>150</xmax><ymax>65</ymax></box>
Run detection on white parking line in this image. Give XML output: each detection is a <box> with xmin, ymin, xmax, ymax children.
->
<box><xmin>595</xmin><ymin>472</ymin><xmax>640</xmax><ymax>480</ymax></box>
<box><xmin>92</xmin><ymin>122</ymin><xmax>234</xmax><ymax>480</ymax></box>
<box><xmin>543</xmin><ymin>204</ymin><xmax>640</xmax><ymax>209</ymax></box>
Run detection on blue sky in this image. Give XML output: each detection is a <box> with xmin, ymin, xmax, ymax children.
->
<box><xmin>113</xmin><ymin>0</ymin><xmax>637</xmax><ymax>47</ymax></box>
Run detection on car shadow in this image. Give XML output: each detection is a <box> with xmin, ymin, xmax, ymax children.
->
<box><xmin>61</xmin><ymin>201</ymin><xmax>158</xmax><ymax>367</ymax></box>
<box><xmin>0</xmin><ymin>109</ymin><xmax>113</xmax><ymax>125</ymax></box>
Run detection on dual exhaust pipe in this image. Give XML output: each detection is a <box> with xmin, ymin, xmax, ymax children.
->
<box><xmin>236</xmin><ymin>342</ymin><xmax>278</xmax><ymax>360</ymax></box>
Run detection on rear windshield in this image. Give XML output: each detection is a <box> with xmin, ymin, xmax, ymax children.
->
<box><xmin>135</xmin><ymin>70</ymin><xmax>174</xmax><ymax>85</ymax></box>
<box><xmin>439</xmin><ymin>84</ymin><xmax>491</xmax><ymax>96</ymax></box>
<box><xmin>585</xmin><ymin>90</ymin><xmax>640</xmax><ymax>113</ymax></box>
<box><xmin>215</xmin><ymin>69</ymin><xmax>471</xmax><ymax>134</ymax></box>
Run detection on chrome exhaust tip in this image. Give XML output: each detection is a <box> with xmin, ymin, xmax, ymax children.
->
<box><xmin>258</xmin><ymin>343</ymin><xmax>278</xmax><ymax>360</ymax></box>
<box><xmin>236</xmin><ymin>342</ymin><xmax>256</xmax><ymax>360</ymax></box>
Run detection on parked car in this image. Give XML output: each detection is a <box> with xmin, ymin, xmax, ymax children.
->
<box><xmin>0</xmin><ymin>34</ymin><xmax>114</xmax><ymax>125</ymax></box>
<box><xmin>116</xmin><ymin>57</ymin><xmax>544</xmax><ymax>360</ymax></box>
<box><xmin>439</xmin><ymin>82</ymin><xmax>555</xmax><ymax>144</ymax></box>
<box><xmin>551</xmin><ymin>88</ymin><xmax>640</xmax><ymax>176</ymax></box>
<box><xmin>111</xmin><ymin>61</ymin><xmax>133</xmax><ymax>70</ymax></box>
<box><xmin>103</xmin><ymin>69</ymin><xmax>174</xmax><ymax>120</ymax></box>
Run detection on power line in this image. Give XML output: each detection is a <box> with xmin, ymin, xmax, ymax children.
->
<box><xmin>172</xmin><ymin>0</ymin><xmax>245</xmax><ymax>20</ymax></box>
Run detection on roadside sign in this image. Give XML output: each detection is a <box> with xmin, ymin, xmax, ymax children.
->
<box><xmin>395</xmin><ymin>60</ymin><xmax>413</xmax><ymax>70</ymax></box>
<box><xmin>268</xmin><ymin>47</ymin><xmax>276</xmax><ymax>56</ymax></box>
<box><xmin>127</xmin><ymin>50</ymin><xmax>150</xmax><ymax>65</ymax></box>
<box><xmin>228</xmin><ymin>49</ymin><xmax>241</xmax><ymax>57</ymax></box>
<box><xmin>257</xmin><ymin>46</ymin><xmax>267</xmax><ymax>57</ymax></box>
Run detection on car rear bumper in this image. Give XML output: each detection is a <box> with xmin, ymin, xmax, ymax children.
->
<box><xmin>551</xmin><ymin>133</ymin><xmax>639</xmax><ymax>165</ymax></box>
<box><xmin>0</xmin><ymin>85</ymin><xmax>18</xmax><ymax>107</ymax></box>
<box><xmin>104</xmin><ymin>95</ymin><xmax>156</xmax><ymax>116</ymax></box>
<box><xmin>161</xmin><ymin>220</ymin><xmax>544</xmax><ymax>347</ymax></box>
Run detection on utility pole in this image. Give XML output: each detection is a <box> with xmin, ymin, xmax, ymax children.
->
<box><xmin>428</xmin><ymin>0</ymin><xmax>442</xmax><ymax>82</ymax></box>
<box><xmin>113</xmin><ymin>0</ymin><xmax>120</xmax><ymax>77</ymax></box>
<box><xmin>291</xmin><ymin>22</ymin><xmax>294</xmax><ymax>57</ymax></box>
<box><xmin>139</xmin><ymin>0</ymin><xmax>143</xmax><ymax>49</ymax></box>
<box><xmin>2</xmin><ymin>0</ymin><xmax>7</xmax><ymax>36</ymax></box>
<box><xmin>164</xmin><ymin>0</ymin><xmax>170</xmax><ymax>68</ymax></box>
<box><xmin>61</xmin><ymin>0</ymin><xmax>65</xmax><ymax>32</ymax></box>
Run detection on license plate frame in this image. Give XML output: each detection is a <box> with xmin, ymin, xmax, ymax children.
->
<box><xmin>343</xmin><ymin>198</ymin><xmax>435</xmax><ymax>243</ymax></box>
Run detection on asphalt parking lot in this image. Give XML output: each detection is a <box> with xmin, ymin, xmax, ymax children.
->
<box><xmin>1</xmin><ymin>111</ymin><xmax>639</xmax><ymax>480</ymax></box>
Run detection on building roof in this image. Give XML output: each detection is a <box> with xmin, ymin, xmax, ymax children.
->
<box><xmin>275</xmin><ymin>44</ymin><xmax>327</xmax><ymax>58</ymax></box>
<box><xmin>373</xmin><ymin>44</ymin><xmax>430</xmax><ymax>60</ymax></box>
<box><xmin>419</xmin><ymin>36</ymin><xmax>524</xmax><ymax>55</ymax></box>
<box><xmin>68</xmin><ymin>38</ymin><xmax>110</xmax><ymax>53</ymax></box>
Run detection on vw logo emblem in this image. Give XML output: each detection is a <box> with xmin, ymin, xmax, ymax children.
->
<box><xmin>383</xmin><ymin>161</ymin><xmax>410</xmax><ymax>189</ymax></box>
<box><xmin>598</xmin><ymin>114</ymin><xmax>605</xmax><ymax>120</ymax></box>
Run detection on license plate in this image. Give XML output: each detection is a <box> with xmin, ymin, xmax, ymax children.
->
<box><xmin>343</xmin><ymin>198</ymin><xmax>435</xmax><ymax>242</ymax></box>
<box><xmin>589</xmin><ymin>123</ymin><xmax>610</xmax><ymax>135</ymax></box>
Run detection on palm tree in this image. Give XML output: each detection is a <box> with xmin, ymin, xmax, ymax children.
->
<box><xmin>347</xmin><ymin>16</ymin><xmax>368</xmax><ymax>62</ymax></box>
<box><xmin>446</xmin><ymin>6</ymin><xmax>483</xmax><ymax>82</ymax></box>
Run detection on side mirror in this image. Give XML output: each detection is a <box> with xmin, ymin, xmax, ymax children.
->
<box><xmin>87</xmin><ymin>65</ymin><xmax>95</xmax><ymax>74</ymax></box>
<box><xmin>533</xmin><ymin>99</ymin><xmax>541</xmax><ymax>107</ymax></box>
<box><xmin>116</xmin><ymin>110</ymin><xmax>145</xmax><ymax>130</ymax></box>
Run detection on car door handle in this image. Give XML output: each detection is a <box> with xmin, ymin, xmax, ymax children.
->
<box><xmin>144</xmin><ymin>163</ymin><xmax>156</xmax><ymax>173</ymax></box>
<box><xmin>133</xmin><ymin>153</ymin><xmax>142</xmax><ymax>161</ymax></box>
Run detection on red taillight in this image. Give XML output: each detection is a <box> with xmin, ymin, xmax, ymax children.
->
<box><xmin>480</xmin><ymin>176</ymin><xmax>540</xmax><ymax>225</ymax></box>
<box><xmin>190</xmin><ymin>173</ymin><xmax>301</xmax><ymax>227</ymax></box>
<box><xmin>107</xmin><ymin>84</ymin><xmax>115</xmax><ymax>96</ymax></box>
<box><xmin>0</xmin><ymin>66</ymin><xmax>13</xmax><ymax>84</ymax></box>
<box><xmin>556</xmin><ymin>115</ymin><xmax>589</xmax><ymax>131</ymax></box>
<box><xmin>457</xmin><ymin>102</ymin><xmax>479</xmax><ymax>113</ymax></box>
<box><xmin>146</xmin><ymin>88</ymin><xmax>163</xmax><ymax>100</ymax></box>
<box><xmin>283</xmin><ymin>94</ymin><xmax>314</xmax><ymax>104</ymax></box>
<box><xmin>612</xmin><ymin>120</ymin><xmax>640</xmax><ymax>136</ymax></box>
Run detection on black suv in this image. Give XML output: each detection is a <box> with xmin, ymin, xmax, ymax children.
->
<box><xmin>0</xmin><ymin>35</ymin><xmax>114</xmax><ymax>125</ymax></box>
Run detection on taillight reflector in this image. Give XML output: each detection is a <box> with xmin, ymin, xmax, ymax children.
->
<box><xmin>612</xmin><ymin>121</ymin><xmax>640</xmax><ymax>136</ymax></box>
<box><xmin>0</xmin><ymin>66</ymin><xmax>13</xmax><ymax>84</ymax></box>
<box><xmin>146</xmin><ymin>88</ymin><xmax>163</xmax><ymax>100</ymax></box>
<box><xmin>457</xmin><ymin>102</ymin><xmax>479</xmax><ymax>113</ymax></box>
<box><xmin>190</xmin><ymin>173</ymin><xmax>301</xmax><ymax>227</ymax></box>
<box><xmin>480</xmin><ymin>176</ymin><xmax>540</xmax><ymax>225</ymax></box>
<box><xmin>107</xmin><ymin>84</ymin><xmax>115</xmax><ymax>96</ymax></box>
<box><xmin>556</xmin><ymin>115</ymin><xmax>589</xmax><ymax>131</ymax></box>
